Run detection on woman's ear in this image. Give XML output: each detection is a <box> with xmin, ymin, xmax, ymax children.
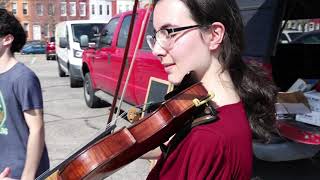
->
<box><xmin>208</xmin><ymin>22</ymin><xmax>225</xmax><ymax>51</ymax></box>
<box><xmin>2</xmin><ymin>34</ymin><xmax>14</xmax><ymax>46</ymax></box>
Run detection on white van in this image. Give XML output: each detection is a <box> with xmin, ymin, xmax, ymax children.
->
<box><xmin>55</xmin><ymin>20</ymin><xmax>108</xmax><ymax>87</ymax></box>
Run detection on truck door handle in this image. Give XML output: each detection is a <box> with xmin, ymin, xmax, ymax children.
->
<box><xmin>107</xmin><ymin>54</ymin><xmax>111</xmax><ymax>64</ymax></box>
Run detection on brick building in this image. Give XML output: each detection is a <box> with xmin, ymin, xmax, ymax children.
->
<box><xmin>1</xmin><ymin>0</ymin><xmax>151</xmax><ymax>41</ymax></box>
<box><xmin>3</xmin><ymin>0</ymin><xmax>91</xmax><ymax>41</ymax></box>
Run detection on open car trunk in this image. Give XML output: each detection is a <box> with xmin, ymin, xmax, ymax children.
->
<box><xmin>237</xmin><ymin>0</ymin><xmax>320</xmax><ymax>161</ymax></box>
<box><xmin>238</xmin><ymin>0</ymin><xmax>320</xmax><ymax>91</ymax></box>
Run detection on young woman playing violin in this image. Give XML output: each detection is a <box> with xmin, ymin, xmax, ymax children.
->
<box><xmin>144</xmin><ymin>0</ymin><xmax>277</xmax><ymax>179</ymax></box>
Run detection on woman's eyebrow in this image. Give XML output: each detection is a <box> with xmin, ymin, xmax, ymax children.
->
<box><xmin>158</xmin><ymin>23</ymin><xmax>178</xmax><ymax>31</ymax></box>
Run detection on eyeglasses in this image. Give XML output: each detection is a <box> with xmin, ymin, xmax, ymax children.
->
<box><xmin>146</xmin><ymin>25</ymin><xmax>201</xmax><ymax>50</ymax></box>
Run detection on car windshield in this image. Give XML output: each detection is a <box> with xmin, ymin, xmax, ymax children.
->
<box><xmin>71</xmin><ymin>23</ymin><xmax>105</xmax><ymax>43</ymax></box>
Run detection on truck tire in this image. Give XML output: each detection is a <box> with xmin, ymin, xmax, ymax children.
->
<box><xmin>84</xmin><ymin>73</ymin><xmax>101</xmax><ymax>108</ymax></box>
<box><xmin>57</xmin><ymin>59</ymin><xmax>66</xmax><ymax>77</ymax></box>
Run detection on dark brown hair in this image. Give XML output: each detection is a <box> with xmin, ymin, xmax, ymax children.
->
<box><xmin>0</xmin><ymin>9</ymin><xmax>26</xmax><ymax>54</ymax></box>
<box><xmin>154</xmin><ymin>0</ymin><xmax>278</xmax><ymax>142</ymax></box>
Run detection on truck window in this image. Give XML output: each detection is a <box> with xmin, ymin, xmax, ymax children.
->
<box><xmin>99</xmin><ymin>17</ymin><xmax>119</xmax><ymax>48</ymax></box>
<box><xmin>142</xmin><ymin>14</ymin><xmax>154</xmax><ymax>51</ymax></box>
<box><xmin>117</xmin><ymin>15</ymin><xmax>133</xmax><ymax>48</ymax></box>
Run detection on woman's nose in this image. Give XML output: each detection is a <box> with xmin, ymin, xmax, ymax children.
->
<box><xmin>152</xmin><ymin>41</ymin><xmax>167</xmax><ymax>59</ymax></box>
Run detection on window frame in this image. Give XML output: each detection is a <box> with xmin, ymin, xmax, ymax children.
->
<box><xmin>91</xmin><ymin>4</ymin><xmax>95</xmax><ymax>15</ymax></box>
<box><xmin>70</xmin><ymin>2</ymin><xmax>76</xmax><ymax>16</ymax></box>
<box><xmin>22</xmin><ymin>3</ymin><xmax>28</xmax><ymax>15</ymax></box>
<box><xmin>60</xmin><ymin>2</ymin><xmax>67</xmax><ymax>16</ymax></box>
<box><xmin>12</xmin><ymin>2</ymin><xmax>17</xmax><ymax>15</ymax></box>
<box><xmin>48</xmin><ymin>3</ymin><xmax>55</xmax><ymax>16</ymax></box>
<box><xmin>99</xmin><ymin>4</ymin><xmax>103</xmax><ymax>15</ymax></box>
<box><xmin>79</xmin><ymin>2</ymin><xmax>86</xmax><ymax>17</ymax></box>
<box><xmin>36</xmin><ymin>3</ymin><xmax>43</xmax><ymax>16</ymax></box>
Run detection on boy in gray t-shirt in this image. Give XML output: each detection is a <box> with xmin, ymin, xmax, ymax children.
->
<box><xmin>0</xmin><ymin>9</ymin><xmax>49</xmax><ymax>179</ymax></box>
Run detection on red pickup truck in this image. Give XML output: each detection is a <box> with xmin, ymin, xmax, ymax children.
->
<box><xmin>81</xmin><ymin>9</ymin><xmax>167</xmax><ymax>108</ymax></box>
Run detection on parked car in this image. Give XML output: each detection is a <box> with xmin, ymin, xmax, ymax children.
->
<box><xmin>46</xmin><ymin>37</ymin><xmax>56</xmax><ymax>60</ymax></box>
<box><xmin>81</xmin><ymin>9</ymin><xmax>167</xmax><ymax>108</ymax></box>
<box><xmin>21</xmin><ymin>41</ymin><xmax>46</xmax><ymax>54</ymax></box>
<box><xmin>290</xmin><ymin>30</ymin><xmax>320</xmax><ymax>44</ymax></box>
<box><xmin>55</xmin><ymin>20</ymin><xmax>108</xmax><ymax>88</ymax></box>
<box><xmin>279</xmin><ymin>30</ymin><xmax>303</xmax><ymax>43</ymax></box>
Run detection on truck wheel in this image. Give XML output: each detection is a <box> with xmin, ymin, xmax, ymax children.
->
<box><xmin>84</xmin><ymin>73</ymin><xmax>100</xmax><ymax>108</ymax></box>
<box><xmin>57</xmin><ymin>59</ymin><xmax>66</xmax><ymax>77</ymax></box>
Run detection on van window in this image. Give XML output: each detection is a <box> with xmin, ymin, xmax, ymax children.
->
<box><xmin>71</xmin><ymin>23</ymin><xmax>105</xmax><ymax>43</ymax></box>
<box><xmin>117</xmin><ymin>15</ymin><xmax>133</xmax><ymax>48</ymax></box>
<box><xmin>99</xmin><ymin>18</ymin><xmax>119</xmax><ymax>48</ymax></box>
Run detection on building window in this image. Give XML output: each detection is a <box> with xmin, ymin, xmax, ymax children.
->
<box><xmin>36</xmin><ymin>3</ymin><xmax>43</xmax><ymax>16</ymax></box>
<box><xmin>48</xmin><ymin>3</ymin><xmax>54</xmax><ymax>16</ymax></box>
<box><xmin>44</xmin><ymin>24</ymin><xmax>49</xmax><ymax>37</ymax></box>
<box><xmin>23</xmin><ymin>23</ymin><xmax>29</xmax><ymax>32</ymax></box>
<box><xmin>99</xmin><ymin>4</ymin><xmax>102</xmax><ymax>15</ymax></box>
<box><xmin>22</xmin><ymin>3</ymin><xmax>28</xmax><ymax>15</ymax></box>
<box><xmin>107</xmin><ymin>5</ymin><xmax>110</xmax><ymax>15</ymax></box>
<box><xmin>91</xmin><ymin>4</ymin><xmax>95</xmax><ymax>15</ymax></box>
<box><xmin>33</xmin><ymin>25</ymin><xmax>41</xmax><ymax>40</ymax></box>
<box><xmin>119</xmin><ymin>5</ymin><xmax>122</xmax><ymax>13</ymax></box>
<box><xmin>70</xmin><ymin>2</ymin><xmax>76</xmax><ymax>16</ymax></box>
<box><xmin>61</xmin><ymin>2</ymin><xmax>66</xmax><ymax>16</ymax></box>
<box><xmin>23</xmin><ymin>23</ymin><xmax>29</xmax><ymax>38</ymax></box>
<box><xmin>79</xmin><ymin>3</ymin><xmax>86</xmax><ymax>16</ymax></box>
<box><xmin>12</xmin><ymin>2</ymin><xmax>17</xmax><ymax>15</ymax></box>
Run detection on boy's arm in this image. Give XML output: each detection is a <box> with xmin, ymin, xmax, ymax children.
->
<box><xmin>21</xmin><ymin>109</ymin><xmax>45</xmax><ymax>180</ymax></box>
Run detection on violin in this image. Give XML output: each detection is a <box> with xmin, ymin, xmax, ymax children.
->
<box><xmin>37</xmin><ymin>81</ymin><xmax>213</xmax><ymax>180</ymax></box>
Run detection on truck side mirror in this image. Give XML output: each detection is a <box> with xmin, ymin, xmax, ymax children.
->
<box><xmin>80</xmin><ymin>35</ymin><xmax>89</xmax><ymax>48</ymax></box>
<box><xmin>59</xmin><ymin>37</ymin><xmax>68</xmax><ymax>48</ymax></box>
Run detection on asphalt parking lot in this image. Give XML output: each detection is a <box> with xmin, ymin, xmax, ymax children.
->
<box><xmin>17</xmin><ymin>54</ymin><xmax>149</xmax><ymax>180</ymax></box>
<box><xmin>18</xmin><ymin>54</ymin><xmax>320</xmax><ymax>180</ymax></box>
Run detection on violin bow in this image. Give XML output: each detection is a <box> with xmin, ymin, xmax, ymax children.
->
<box><xmin>113</xmin><ymin>2</ymin><xmax>153</xmax><ymax>125</ymax></box>
<box><xmin>107</xmin><ymin>0</ymin><xmax>142</xmax><ymax>126</ymax></box>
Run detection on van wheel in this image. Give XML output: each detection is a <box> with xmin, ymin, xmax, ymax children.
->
<box><xmin>84</xmin><ymin>73</ymin><xmax>101</xmax><ymax>108</ymax></box>
<box><xmin>57</xmin><ymin>59</ymin><xmax>66</xmax><ymax>77</ymax></box>
<box><xmin>69</xmin><ymin>66</ymin><xmax>83</xmax><ymax>88</ymax></box>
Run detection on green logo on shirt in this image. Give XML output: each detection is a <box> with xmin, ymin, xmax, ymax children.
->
<box><xmin>0</xmin><ymin>91</ymin><xmax>8</xmax><ymax>135</ymax></box>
